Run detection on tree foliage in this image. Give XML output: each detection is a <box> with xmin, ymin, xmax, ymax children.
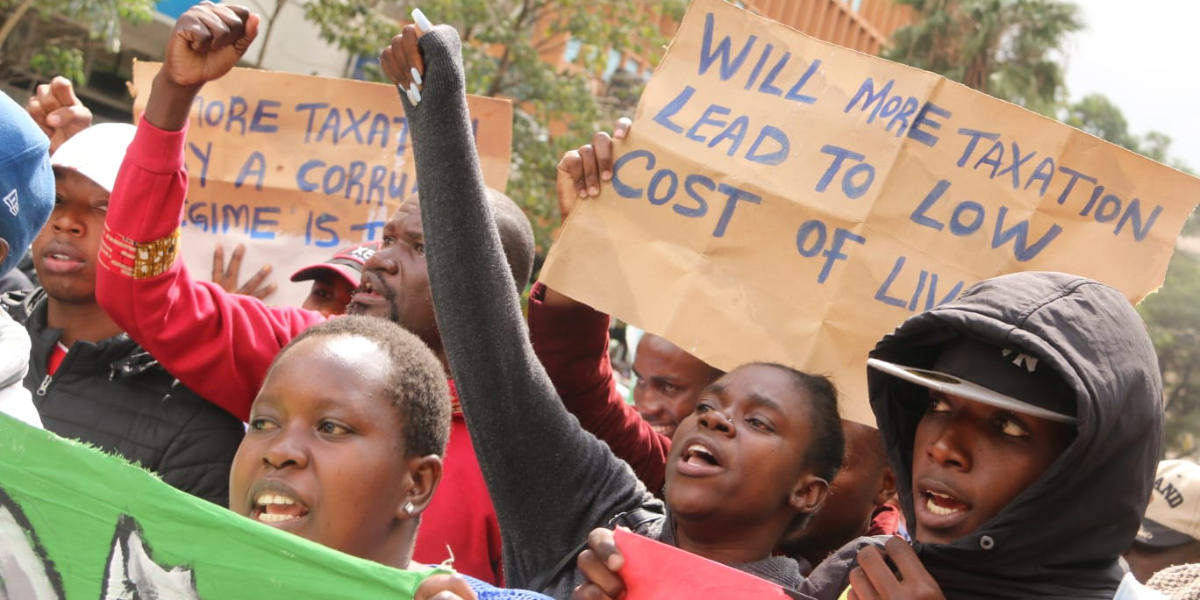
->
<box><xmin>303</xmin><ymin>0</ymin><xmax>686</xmax><ymax>250</ymax></box>
<box><xmin>0</xmin><ymin>0</ymin><xmax>154</xmax><ymax>85</ymax></box>
<box><xmin>1139</xmin><ymin>251</ymin><xmax>1200</xmax><ymax>460</ymax></box>
<box><xmin>884</xmin><ymin>0</ymin><xmax>1082</xmax><ymax>115</ymax></box>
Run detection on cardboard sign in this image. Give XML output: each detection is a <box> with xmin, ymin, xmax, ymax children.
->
<box><xmin>132</xmin><ymin>62</ymin><xmax>513</xmax><ymax>307</ymax></box>
<box><xmin>539</xmin><ymin>0</ymin><xmax>1200</xmax><ymax>424</ymax></box>
<box><xmin>0</xmin><ymin>414</ymin><xmax>438</xmax><ymax>598</ymax></box>
<box><xmin>614</xmin><ymin>528</ymin><xmax>803</xmax><ymax>599</ymax></box>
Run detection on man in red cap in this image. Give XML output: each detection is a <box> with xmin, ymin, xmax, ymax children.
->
<box><xmin>289</xmin><ymin>242</ymin><xmax>378</xmax><ymax>316</ymax></box>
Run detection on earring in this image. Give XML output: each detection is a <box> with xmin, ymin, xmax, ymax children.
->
<box><xmin>403</xmin><ymin>501</ymin><xmax>416</xmax><ymax>515</ymax></box>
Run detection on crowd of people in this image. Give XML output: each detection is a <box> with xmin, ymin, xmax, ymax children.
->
<box><xmin>0</xmin><ymin>2</ymin><xmax>1197</xmax><ymax>599</ymax></box>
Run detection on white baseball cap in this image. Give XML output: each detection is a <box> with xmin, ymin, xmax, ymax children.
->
<box><xmin>50</xmin><ymin>123</ymin><xmax>136</xmax><ymax>193</ymax></box>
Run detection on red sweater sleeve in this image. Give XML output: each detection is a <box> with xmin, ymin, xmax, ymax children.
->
<box><xmin>527</xmin><ymin>282</ymin><xmax>671</xmax><ymax>494</ymax></box>
<box><xmin>96</xmin><ymin>119</ymin><xmax>325</xmax><ymax>421</ymax></box>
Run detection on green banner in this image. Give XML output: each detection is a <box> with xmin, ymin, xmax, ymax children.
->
<box><xmin>0</xmin><ymin>414</ymin><xmax>436</xmax><ymax>598</ymax></box>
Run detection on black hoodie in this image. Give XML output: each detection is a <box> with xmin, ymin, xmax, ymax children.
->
<box><xmin>803</xmin><ymin>272</ymin><xmax>1163</xmax><ymax>600</ymax></box>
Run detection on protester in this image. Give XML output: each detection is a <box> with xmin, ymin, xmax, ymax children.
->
<box><xmin>229</xmin><ymin>315</ymin><xmax>549</xmax><ymax>600</ymax></box>
<box><xmin>778</xmin><ymin>420</ymin><xmax>900</xmax><ymax>572</ymax></box>
<box><xmin>0</xmin><ymin>118</ymin><xmax>245</xmax><ymax>504</ymax></box>
<box><xmin>1126</xmin><ymin>460</ymin><xmax>1200</xmax><ymax>583</ymax></box>
<box><xmin>799</xmin><ymin>271</ymin><xmax>1164</xmax><ymax>599</ymax></box>
<box><xmin>0</xmin><ymin>91</ymin><xmax>54</xmax><ymax>429</ymax></box>
<box><xmin>209</xmin><ymin>241</ymin><xmax>377</xmax><ymax>314</ymax></box>
<box><xmin>289</xmin><ymin>241</ymin><xmax>378</xmax><ymax>316</ymax></box>
<box><xmin>535</xmin><ymin>125</ymin><xmax>902</xmax><ymax>569</ymax></box>
<box><xmin>628</xmin><ymin>333</ymin><xmax>723</xmax><ymax>438</ymax></box>
<box><xmin>93</xmin><ymin>2</ymin><xmax>526</xmax><ymax>583</ymax></box>
<box><xmin>380</xmin><ymin>23</ymin><xmax>843</xmax><ymax>599</ymax></box>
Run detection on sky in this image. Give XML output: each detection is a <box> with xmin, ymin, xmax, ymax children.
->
<box><xmin>1063</xmin><ymin>0</ymin><xmax>1200</xmax><ymax>171</ymax></box>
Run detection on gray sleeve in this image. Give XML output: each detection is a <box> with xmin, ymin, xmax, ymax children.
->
<box><xmin>402</xmin><ymin>27</ymin><xmax>655</xmax><ymax>588</ymax></box>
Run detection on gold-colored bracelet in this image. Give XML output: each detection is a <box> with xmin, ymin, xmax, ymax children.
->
<box><xmin>99</xmin><ymin>228</ymin><xmax>180</xmax><ymax>279</ymax></box>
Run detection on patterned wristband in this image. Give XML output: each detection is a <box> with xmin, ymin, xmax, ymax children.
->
<box><xmin>99</xmin><ymin>228</ymin><xmax>180</xmax><ymax>279</ymax></box>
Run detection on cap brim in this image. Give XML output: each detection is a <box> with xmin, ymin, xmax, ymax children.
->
<box><xmin>867</xmin><ymin>358</ymin><xmax>1077</xmax><ymax>424</ymax></box>
<box><xmin>1135</xmin><ymin>518</ymin><xmax>1197</xmax><ymax>548</ymax></box>
<box><xmin>289</xmin><ymin>264</ymin><xmax>360</xmax><ymax>289</ymax></box>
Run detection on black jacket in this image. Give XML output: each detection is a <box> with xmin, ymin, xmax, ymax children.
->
<box><xmin>2</xmin><ymin>288</ymin><xmax>243</xmax><ymax>505</ymax></box>
<box><xmin>803</xmin><ymin>272</ymin><xmax>1163</xmax><ymax>599</ymax></box>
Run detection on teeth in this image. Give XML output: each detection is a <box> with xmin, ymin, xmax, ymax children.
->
<box><xmin>651</xmin><ymin>425</ymin><xmax>671</xmax><ymax>435</ymax></box>
<box><xmin>926</xmin><ymin>496</ymin><xmax>959</xmax><ymax>515</ymax></box>
<box><xmin>928</xmin><ymin>491</ymin><xmax>953</xmax><ymax>500</ymax></box>
<box><xmin>256</xmin><ymin>512</ymin><xmax>298</xmax><ymax>524</ymax></box>
<box><xmin>52</xmin><ymin>254</ymin><xmax>70</xmax><ymax>260</ymax></box>
<box><xmin>255</xmin><ymin>492</ymin><xmax>296</xmax><ymax>506</ymax></box>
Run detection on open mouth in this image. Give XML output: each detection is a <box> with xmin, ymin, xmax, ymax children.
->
<box><xmin>351</xmin><ymin>274</ymin><xmax>387</xmax><ymax>305</ymax></box>
<box><xmin>251</xmin><ymin>491</ymin><xmax>310</xmax><ymax>525</ymax></box>
<box><xmin>921</xmin><ymin>489</ymin><xmax>969</xmax><ymax>516</ymax></box>
<box><xmin>682</xmin><ymin>443</ymin><xmax>719</xmax><ymax>467</ymax></box>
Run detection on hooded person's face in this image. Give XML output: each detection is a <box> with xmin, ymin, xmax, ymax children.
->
<box><xmin>910</xmin><ymin>390</ymin><xmax>1074</xmax><ymax>544</ymax></box>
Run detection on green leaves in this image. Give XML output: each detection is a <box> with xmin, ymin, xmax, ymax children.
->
<box><xmin>1</xmin><ymin>0</ymin><xmax>155</xmax><ymax>84</ymax></box>
<box><xmin>1139</xmin><ymin>250</ymin><xmax>1200</xmax><ymax>459</ymax></box>
<box><xmin>884</xmin><ymin>0</ymin><xmax>1081</xmax><ymax>115</ymax></box>
<box><xmin>302</xmin><ymin>0</ymin><xmax>686</xmax><ymax>251</ymax></box>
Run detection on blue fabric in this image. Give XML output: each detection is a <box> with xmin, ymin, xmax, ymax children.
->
<box><xmin>462</xmin><ymin>574</ymin><xmax>553</xmax><ymax>600</ymax></box>
<box><xmin>0</xmin><ymin>92</ymin><xmax>53</xmax><ymax>277</ymax></box>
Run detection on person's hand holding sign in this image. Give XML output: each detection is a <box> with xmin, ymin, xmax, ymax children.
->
<box><xmin>847</xmin><ymin>538</ymin><xmax>945</xmax><ymax>600</ymax></box>
<box><xmin>542</xmin><ymin>118</ymin><xmax>632</xmax><ymax>309</ymax></box>
<box><xmin>145</xmin><ymin>1</ymin><xmax>259</xmax><ymax>132</ymax></box>
<box><xmin>572</xmin><ymin>527</ymin><xmax>629</xmax><ymax>600</ymax></box>
<box><xmin>556</xmin><ymin>117</ymin><xmax>633</xmax><ymax>209</ymax></box>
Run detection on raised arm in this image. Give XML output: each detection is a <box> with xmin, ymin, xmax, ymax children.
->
<box><xmin>383</xmin><ymin>24</ymin><xmax>655</xmax><ymax>589</ymax></box>
<box><xmin>528</xmin><ymin>283</ymin><xmax>670</xmax><ymax>495</ymax></box>
<box><xmin>527</xmin><ymin>121</ymin><xmax>671</xmax><ymax>496</ymax></box>
<box><xmin>96</xmin><ymin>2</ymin><xmax>322</xmax><ymax>420</ymax></box>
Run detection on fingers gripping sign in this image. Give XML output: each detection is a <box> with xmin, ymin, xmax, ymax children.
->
<box><xmin>555</xmin><ymin>117</ymin><xmax>633</xmax><ymax>225</ymax></box>
<box><xmin>571</xmin><ymin>527</ymin><xmax>628</xmax><ymax>600</ymax></box>
<box><xmin>847</xmin><ymin>538</ymin><xmax>945</xmax><ymax>600</ymax></box>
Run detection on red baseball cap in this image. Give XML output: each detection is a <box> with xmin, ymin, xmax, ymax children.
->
<box><xmin>289</xmin><ymin>242</ymin><xmax>379</xmax><ymax>289</ymax></box>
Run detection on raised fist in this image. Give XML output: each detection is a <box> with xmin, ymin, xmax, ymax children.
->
<box><xmin>26</xmin><ymin>77</ymin><xmax>93</xmax><ymax>154</ymax></box>
<box><xmin>162</xmin><ymin>2</ymin><xmax>259</xmax><ymax>88</ymax></box>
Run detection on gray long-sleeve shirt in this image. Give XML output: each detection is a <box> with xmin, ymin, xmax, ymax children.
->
<box><xmin>404</xmin><ymin>26</ymin><xmax>802</xmax><ymax>599</ymax></box>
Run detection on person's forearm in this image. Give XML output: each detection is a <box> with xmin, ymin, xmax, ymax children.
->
<box><xmin>528</xmin><ymin>283</ymin><xmax>670</xmax><ymax>493</ymax></box>
<box><xmin>143</xmin><ymin>72</ymin><xmax>200</xmax><ymax>131</ymax></box>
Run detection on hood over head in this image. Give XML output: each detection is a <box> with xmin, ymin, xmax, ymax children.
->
<box><xmin>868</xmin><ymin>271</ymin><xmax>1163</xmax><ymax>599</ymax></box>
